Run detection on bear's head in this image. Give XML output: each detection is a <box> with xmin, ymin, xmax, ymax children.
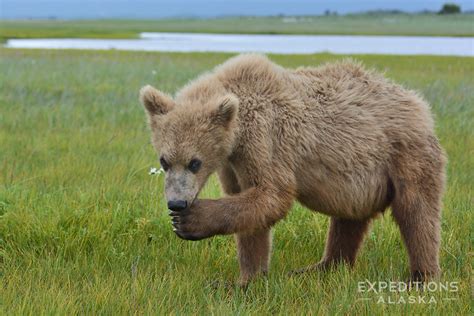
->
<box><xmin>140</xmin><ymin>85</ymin><xmax>239</xmax><ymax>210</ymax></box>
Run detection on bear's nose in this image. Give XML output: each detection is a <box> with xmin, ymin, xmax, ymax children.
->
<box><xmin>168</xmin><ymin>200</ymin><xmax>187</xmax><ymax>212</ymax></box>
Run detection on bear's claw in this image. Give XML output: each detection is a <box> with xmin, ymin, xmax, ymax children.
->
<box><xmin>169</xmin><ymin>210</ymin><xmax>208</xmax><ymax>241</ymax></box>
<box><xmin>167</xmin><ymin>199</ymin><xmax>223</xmax><ymax>241</ymax></box>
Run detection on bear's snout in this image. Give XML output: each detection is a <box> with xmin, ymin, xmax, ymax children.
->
<box><xmin>168</xmin><ymin>200</ymin><xmax>188</xmax><ymax>212</ymax></box>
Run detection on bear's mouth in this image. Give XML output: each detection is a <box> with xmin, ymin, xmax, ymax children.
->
<box><xmin>189</xmin><ymin>192</ymin><xmax>200</xmax><ymax>208</ymax></box>
<box><xmin>187</xmin><ymin>197</ymin><xmax>197</xmax><ymax>208</ymax></box>
<box><xmin>188</xmin><ymin>184</ymin><xmax>206</xmax><ymax>208</ymax></box>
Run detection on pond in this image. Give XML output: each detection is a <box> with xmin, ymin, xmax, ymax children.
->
<box><xmin>5</xmin><ymin>32</ymin><xmax>474</xmax><ymax>56</ymax></box>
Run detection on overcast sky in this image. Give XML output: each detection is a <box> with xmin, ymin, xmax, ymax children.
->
<box><xmin>1</xmin><ymin>0</ymin><xmax>473</xmax><ymax>19</ymax></box>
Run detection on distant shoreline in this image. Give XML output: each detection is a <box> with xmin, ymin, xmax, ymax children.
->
<box><xmin>1</xmin><ymin>13</ymin><xmax>474</xmax><ymax>43</ymax></box>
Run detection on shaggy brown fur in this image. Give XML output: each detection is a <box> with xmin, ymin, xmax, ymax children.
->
<box><xmin>140</xmin><ymin>54</ymin><xmax>446</xmax><ymax>285</ymax></box>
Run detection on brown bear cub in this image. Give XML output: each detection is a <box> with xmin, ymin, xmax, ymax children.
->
<box><xmin>140</xmin><ymin>54</ymin><xmax>446</xmax><ymax>285</ymax></box>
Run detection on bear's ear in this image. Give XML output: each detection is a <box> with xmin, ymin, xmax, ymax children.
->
<box><xmin>139</xmin><ymin>85</ymin><xmax>175</xmax><ymax>116</ymax></box>
<box><xmin>212</xmin><ymin>94</ymin><xmax>239</xmax><ymax>127</ymax></box>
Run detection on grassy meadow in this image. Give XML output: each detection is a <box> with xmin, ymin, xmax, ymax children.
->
<box><xmin>0</xmin><ymin>49</ymin><xmax>473</xmax><ymax>314</ymax></box>
<box><xmin>1</xmin><ymin>13</ymin><xmax>474</xmax><ymax>42</ymax></box>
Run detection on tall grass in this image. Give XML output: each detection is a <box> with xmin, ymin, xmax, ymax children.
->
<box><xmin>0</xmin><ymin>49</ymin><xmax>472</xmax><ymax>314</ymax></box>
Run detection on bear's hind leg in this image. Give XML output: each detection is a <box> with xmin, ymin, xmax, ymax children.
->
<box><xmin>236</xmin><ymin>229</ymin><xmax>272</xmax><ymax>285</ymax></box>
<box><xmin>391</xmin><ymin>185</ymin><xmax>441</xmax><ymax>282</ymax></box>
<box><xmin>291</xmin><ymin>217</ymin><xmax>371</xmax><ymax>274</ymax></box>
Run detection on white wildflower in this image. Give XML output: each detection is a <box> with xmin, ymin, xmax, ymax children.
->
<box><xmin>149</xmin><ymin>167</ymin><xmax>164</xmax><ymax>176</ymax></box>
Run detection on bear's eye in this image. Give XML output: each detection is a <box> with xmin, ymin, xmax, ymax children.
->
<box><xmin>159</xmin><ymin>156</ymin><xmax>170</xmax><ymax>171</ymax></box>
<box><xmin>188</xmin><ymin>158</ymin><xmax>202</xmax><ymax>173</ymax></box>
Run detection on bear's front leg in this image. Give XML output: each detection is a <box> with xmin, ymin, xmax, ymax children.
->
<box><xmin>170</xmin><ymin>186</ymin><xmax>294</xmax><ymax>241</ymax></box>
<box><xmin>171</xmin><ymin>184</ymin><xmax>294</xmax><ymax>285</ymax></box>
<box><xmin>169</xmin><ymin>199</ymin><xmax>231</xmax><ymax>241</ymax></box>
<box><xmin>236</xmin><ymin>229</ymin><xmax>272</xmax><ymax>285</ymax></box>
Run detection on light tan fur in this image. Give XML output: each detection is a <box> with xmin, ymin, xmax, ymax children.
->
<box><xmin>140</xmin><ymin>54</ymin><xmax>446</xmax><ymax>285</ymax></box>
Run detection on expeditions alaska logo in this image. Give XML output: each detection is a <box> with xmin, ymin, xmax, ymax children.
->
<box><xmin>357</xmin><ymin>280</ymin><xmax>459</xmax><ymax>304</ymax></box>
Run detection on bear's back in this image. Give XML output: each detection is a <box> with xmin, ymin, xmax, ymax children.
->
<box><xmin>292</xmin><ymin>60</ymin><xmax>434</xmax><ymax>139</ymax></box>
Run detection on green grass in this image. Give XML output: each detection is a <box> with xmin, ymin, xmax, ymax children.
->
<box><xmin>0</xmin><ymin>49</ymin><xmax>472</xmax><ymax>315</ymax></box>
<box><xmin>1</xmin><ymin>13</ymin><xmax>474</xmax><ymax>42</ymax></box>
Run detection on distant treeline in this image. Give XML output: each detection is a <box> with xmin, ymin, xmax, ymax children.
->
<box><xmin>278</xmin><ymin>3</ymin><xmax>467</xmax><ymax>17</ymax></box>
